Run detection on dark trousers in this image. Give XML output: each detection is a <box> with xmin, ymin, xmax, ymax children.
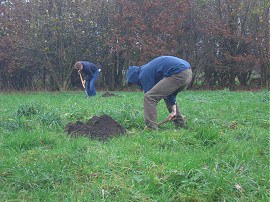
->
<box><xmin>85</xmin><ymin>70</ymin><xmax>100</xmax><ymax>96</ymax></box>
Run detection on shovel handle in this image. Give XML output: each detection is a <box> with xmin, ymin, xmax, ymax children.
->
<box><xmin>78</xmin><ymin>71</ymin><xmax>85</xmax><ymax>88</ymax></box>
<box><xmin>158</xmin><ymin>117</ymin><xmax>171</xmax><ymax>126</ymax></box>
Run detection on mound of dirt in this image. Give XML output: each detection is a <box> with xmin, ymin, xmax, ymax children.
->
<box><xmin>65</xmin><ymin>114</ymin><xmax>126</xmax><ymax>140</ymax></box>
<box><xmin>101</xmin><ymin>92</ymin><xmax>116</xmax><ymax>97</ymax></box>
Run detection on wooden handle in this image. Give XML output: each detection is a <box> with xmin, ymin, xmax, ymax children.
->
<box><xmin>158</xmin><ymin>117</ymin><xmax>170</xmax><ymax>126</ymax></box>
<box><xmin>78</xmin><ymin>71</ymin><xmax>85</xmax><ymax>88</ymax></box>
<box><xmin>158</xmin><ymin>116</ymin><xmax>176</xmax><ymax>126</ymax></box>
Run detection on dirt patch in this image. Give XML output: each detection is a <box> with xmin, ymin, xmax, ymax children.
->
<box><xmin>101</xmin><ymin>92</ymin><xmax>116</xmax><ymax>97</ymax></box>
<box><xmin>65</xmin><ymin>114</ymin><xmax>126</xmax><ymax>140</ymax></box>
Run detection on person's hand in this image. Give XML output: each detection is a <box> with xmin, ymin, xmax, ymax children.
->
<box><xmin>168</xmin><ymin>104</ymin><xmax>177</xmax><ymax>120</ymax></box>
<box><xmin>168</xmin><ymin>111</ymin><xmax>176</xmax><ymax>120</ymax></box>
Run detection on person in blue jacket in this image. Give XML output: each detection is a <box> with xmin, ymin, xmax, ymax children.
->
<box><xmin>74</xmin><ymin>61</ymin><xmax>100</xmax><ymax>97</ymax></box>
<box><xmin>126</xmin><ymin>56</ymin><xmax>192</xmax><ymax>130</ymax></box>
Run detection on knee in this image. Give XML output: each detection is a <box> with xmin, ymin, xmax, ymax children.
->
<box><xmin>144</xmin><ymin>93</ymin><xmax>151</xmax><ymax>102</ymax></box>
<box><xmin>144</xmin><ymin>93</ymin><xmax>157</xmax><ymax>104</ymax></box>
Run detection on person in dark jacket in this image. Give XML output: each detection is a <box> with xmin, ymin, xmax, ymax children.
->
<box><xmin>74</xmin><ymin>61</ymin><xmax>100</xmax><ymax>97</ymax></box>
<box><xmin>126</xmin><ymin>56</ymin><xmax>192</xmax><ymax>130</ymax></box>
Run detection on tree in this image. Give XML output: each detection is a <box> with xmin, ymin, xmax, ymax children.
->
<box><xmin>0</xmin><ymin>0</ymin><xmax>268</xmax><ymax>91</ymax></box>
<box><xmin>107</xmin><ymin>0</ymin><xmax>190</xmax><ymax>89</ymax></box>
<box><xmin>195</xmin><ymin>0</ymin><xmax>263</xmax><ymax>88</ymax></box>
<box><xmin>0</xmin><ymin>0</ymin><xmax>112</xmax><ymax>90</ymax></box>
<box><xmin>254</xmin><ymin>0</ymin><xmax>269</xmax><ymax>88</ymax></box>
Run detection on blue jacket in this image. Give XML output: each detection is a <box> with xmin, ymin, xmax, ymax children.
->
<box><xmin>126</xmin><ymin>56</ymin><xmax>191</xmax><ymax>106</ymax></box>
<box><xmin>81</xmin><ymin>61</ymin><xmax>98</xmax><ymax>81</ymax></box>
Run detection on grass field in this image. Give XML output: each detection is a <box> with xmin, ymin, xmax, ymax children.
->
<box><xmin>0</xmin><ymin>90</ymin><xmax>269</xmax><ymax>201</ymax></box>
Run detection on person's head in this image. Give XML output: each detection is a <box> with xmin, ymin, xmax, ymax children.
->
<box><xmin>74</xmin><ymin>61</ymin><xmax>83</xmax><ymax>70</ymax></box>
<box><xmin>126</xmin><ymin>66</ymin><xmax>140</xmax><ymax>85</ymax></box>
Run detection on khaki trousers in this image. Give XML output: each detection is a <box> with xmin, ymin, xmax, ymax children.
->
<box><xmin>144</xmin><ymin>68</ymin><xmax>192</xmax><ymax>130</ymax></box>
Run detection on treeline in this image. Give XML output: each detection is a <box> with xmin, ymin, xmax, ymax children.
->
<box><xmin>0</xmin><ymin>0</ymin><xmax>269</xmax><ymax>91</ymax></box>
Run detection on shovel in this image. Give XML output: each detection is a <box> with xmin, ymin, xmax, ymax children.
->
<box><xmin>158</xmin><ymin>117</ymin><xmax>171</xmax><ymax>126</ymax></box>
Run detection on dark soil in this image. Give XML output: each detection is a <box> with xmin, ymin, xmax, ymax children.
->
<box><xmin>101</xmin><ymin>92</ymin><xmax>116</xmax><ymax>97</ymax></box>
<box><xmin>65</xmin><ymin>114</ymin><xmax>126</xmax><ymax>140</ymax></box>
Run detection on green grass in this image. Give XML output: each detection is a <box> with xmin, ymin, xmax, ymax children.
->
<box><xmin>0</xmin><ymin>90</ymin><xmax>269</xmax><ymax>201</ymax></box>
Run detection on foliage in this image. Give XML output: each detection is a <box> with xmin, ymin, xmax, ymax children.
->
<box><xmin>195</xmin><ymin>0</ymin><xmax>269</xmax><ymax>88</ymax></box>
<box><xmin>16</xmin><ymin>103</ymin><xmax>42</xmax><ymax>117</ymax></box>
<box><xmin>0</xmin><ymin>0</ymin><xmax>269</xmax><ymax>91</ymax></box>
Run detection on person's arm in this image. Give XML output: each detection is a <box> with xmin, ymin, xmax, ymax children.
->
<box><xmin>140</xmin><ymin>76</ymin><xmax>155</xmax><ymax>93</ymax></box>
<box><xmin>168</xmin><ymin>104</ymin><xmax>176</xmax><ymax>120</ymax></box>
<box><xmin>78</xmin><ymin>70</ymin><xmax>86</xmax><ymax>88</ymax></box>
<box><xmin>81</xmin><ymin>62</ymin><xmax>93</xmax><ymax>80</ymax></box>
<box><xmin>167</xmin><ymin>93</ymin><xmax>178</xmax><ymax>120</ymax></box>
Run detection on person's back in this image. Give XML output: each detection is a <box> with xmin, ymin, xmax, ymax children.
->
<box><xmin>140</xmin><ymin>56</ymin><xmax>191</xmax><ymax>78</ymax></box>
<box><xmin>138</xmin><ymin>56</ymin><xmax>191</xmax><ymax>93</ymax></box>
<box><xmin>81</xmin><ymin>61</ymin><xmax>98</xmax><ymax>80</ymax></box>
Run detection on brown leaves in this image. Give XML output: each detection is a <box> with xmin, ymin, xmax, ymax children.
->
<box><xmin>109</xmin><ymin>0</ymin><xmax>188</xmax><ymax>61</ymax></box>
